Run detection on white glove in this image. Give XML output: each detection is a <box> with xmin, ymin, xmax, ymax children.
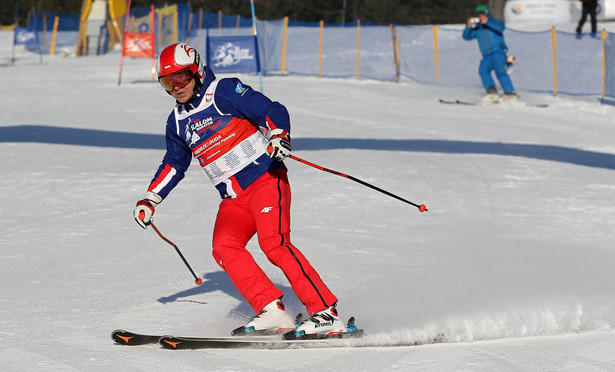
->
<box><xmin>134</xmin><ymin>191</ymin><xmax>162</xmax><ymax>229</ymax></box>
<box><xmin>266</xmin><ymin>129</ymin><xmax>291</xmax><ymax>161</ymax></box>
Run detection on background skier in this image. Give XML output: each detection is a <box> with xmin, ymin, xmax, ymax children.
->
<box><xmin>462</xmin><ymin>4</ymin><xmax>516</xmax><ymax>102</ymax></box>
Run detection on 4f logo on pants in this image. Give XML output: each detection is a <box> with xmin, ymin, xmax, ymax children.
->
<box><xmin>261</xmin><ymin>207</ymin><xmax>273</xmax><ymax>213</ymax></box>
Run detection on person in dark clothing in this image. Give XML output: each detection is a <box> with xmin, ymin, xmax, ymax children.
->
<box><xmin>576</xmin><ymin>0</ymin><xmax>598</xmax><ymax>37</ymax></box>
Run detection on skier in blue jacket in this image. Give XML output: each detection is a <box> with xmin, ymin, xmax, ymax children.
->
<box><xmin>463</xmin><ymin>5</ymin><xmax>516</xmax><ymax>101</ymax></box>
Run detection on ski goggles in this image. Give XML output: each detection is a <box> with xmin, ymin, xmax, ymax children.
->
<box><xmin>158</xmin><ymin>68</ymin><xmax>193</xmax><ymax>91</ymax></box>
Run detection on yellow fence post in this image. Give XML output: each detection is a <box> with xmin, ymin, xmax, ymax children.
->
<box><xmin>552</xmin><ymin>27</ymin><xmax>558</xmax><ymax>96</ymax></box>
<box><xmin>391</xmin><ymin>24</ymin><xmax>401</xmax><ymax>83</ymax></box>
<box><xmin>50</xmin><ymin>16</ymin><xmax>59</xmax><ymax>56</ymax></box>
<box><xmin>357</xmin><ymin>19</ymin><xmax>361</xmax><ymax>79</ymax></box>
<box><xmin>107</xmin><ymin>0</ymin><xmax>126</xmax><ymax>49</ymax></box>
<box><xmin>77</xmin><ymin>19</ymin><xmax>87</xmax><ymax>56</ymax></box>
<box><xmin>433</xmin><ymin>25</ymin><xmax>439</xmax><ymax>85</ymax></box>
<box><xmin>281</xmin><ymin>16</ymin><xmax>288</xmax><ymax>73</ymax></box>
<box><xmin>319</xmin><ymin>20</ymin><xmax>324</xmax><ymax>77</ymax></box>
<box><xmin>236</xmin><ymin>14</ymin><xmax>240</xmax><ymax>35</ymax></box>
<box><xmin>77</xmin><ymin>0</ymin><xmax>93</xmax><ymax>57</ymax></box>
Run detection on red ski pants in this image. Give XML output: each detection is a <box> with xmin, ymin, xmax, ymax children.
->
<box><xmin>211</xmin><ymin>169</ymin><xmax>337</xmax><ymax>315</ymax></box>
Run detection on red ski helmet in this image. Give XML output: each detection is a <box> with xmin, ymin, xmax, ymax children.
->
<box><xmin>156</xmin><ymin>43</ymin><xmax>205</xmax><ymax>90</ymax></box>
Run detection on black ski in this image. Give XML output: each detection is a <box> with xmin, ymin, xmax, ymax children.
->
<box><xmin>439</xmin><ymin>99</ymin><xmax>490</xmax><ymax>106</ymax></box>
<box><xmin>456</xmin><ymin>100</ymin><xmax>481</xmax><ymax>105</ymax></box>
<box><xmin>159</xmin><ymin>330</ymin><xmax>365</xmax><ymax>350</ymax></box>
<box><xmin>159</xmin><ymin>316</ymin><xmax>364</xmax><ymax>350</ymax></box>
<box><xmin>440</xmin><ymin>98</ymin><xmax>547</xmax><ymax>108</ymax></box>
<box><xmin>114</xmin><ymin>317</ymin><xmax>363</xmax><ymax>349</ymax></box>
<box><xmin>111</xmin><ymin>329</ymin><xmax>282</xmax><ymax>347</ymax></box>
<box><xmin>111</xmin><ymin>329</ymin><xmax>162</xmax><ymax>346</ymax></box>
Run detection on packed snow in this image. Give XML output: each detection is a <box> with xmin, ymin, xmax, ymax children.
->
<box><xmin>2</xmin><ymin>31</ymin><xmax>615</xmax><ymax>370</ymax></box>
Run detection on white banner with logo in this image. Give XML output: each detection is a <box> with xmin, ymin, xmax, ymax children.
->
<box><xmin>504</xmin><ymin>0</ymin><xmax>572</xmax><ymax>24</ymax></box>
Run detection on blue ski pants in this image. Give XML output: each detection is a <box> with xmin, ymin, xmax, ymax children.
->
<box><xmin>478</xmin><ymin>50</ymin><xmax>515</xmax><ymax>94</ymax></box>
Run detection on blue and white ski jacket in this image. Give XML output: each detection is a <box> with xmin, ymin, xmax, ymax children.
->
<box><xmin>147</xmin><ymin>65</ymin><xmax>290</xmax><ymax>200</ymax></box>
<box><xmin>462</xmin><ymin>16</ymin><xmax>508</xmax><ymax>57</ymax></box>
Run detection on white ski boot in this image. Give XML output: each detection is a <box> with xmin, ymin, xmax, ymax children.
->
<box><xmin>500</xmin><ymin>92</ymin><xmax>518</xmax><ymax>102</ymax></box>
<box><xmin>482</xmin><ymin>86</ymin><xmax>500</xmax><ymax>104</ymax></box>
<box><xmin>294</xmin><ymin>305</ymin><xmax>348</xmax><ymax>339</ymax></box>
<box><xmin>232</xmin><ymin>299</ymin><xmax>295</xmax><ymax>336</ymax></box>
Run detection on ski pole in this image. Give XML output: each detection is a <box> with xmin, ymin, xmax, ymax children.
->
<box><xmin>149</xmin><ymin>222</ymin><xmax>203</xmax><ymax>285</ymax></box>
<box><xmin>289</xmin><ymin>154</ymin><xmax>427</xmax><ymax>212</ymax></box>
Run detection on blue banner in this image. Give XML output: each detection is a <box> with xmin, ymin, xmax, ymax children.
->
<box><xmin>206</xmin><ymin>35</ymin><xmax>261</xmax><ymax>73</ymax></box>
<box><xmin>14</xmin><ymin>27</ymin><xmax>39</xmax><ymax>45</ymax></box>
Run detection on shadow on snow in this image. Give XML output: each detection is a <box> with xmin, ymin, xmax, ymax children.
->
<box><xmin>2</xmin><ymin>125</ymin><xmax>615</xmax><ymax>170</ymax></box>
<box><xmin>157</xmin><ymin>271</ymin><xmax>303</xmax><ymax>319</ymax></box>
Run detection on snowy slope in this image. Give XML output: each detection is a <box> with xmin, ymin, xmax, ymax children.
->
<box><xmin>2</xmin><ymin>32</ymin><xmax>615</xmax><ymax>371</ymax></box>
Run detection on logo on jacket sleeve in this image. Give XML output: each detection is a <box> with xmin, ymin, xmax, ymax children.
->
<box><xmin>235</xmin><ymin>82</ymin><xmax>246</xmax><ymax>94</ymax></box>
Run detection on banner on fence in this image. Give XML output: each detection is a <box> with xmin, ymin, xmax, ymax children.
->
<box><xmin>123</xmin><ymin>32</ymin><xmax>154</xmax><ymax>57</ymax></box>
<box><xmin>12</xmin><ymin>26</ymin><xmax>43</xmax><ymax>65</ymax></box>
<box><xmin>504</xmin><ymin>0</ymin><xmax>571</xmax><ymax>24</ymax></box>
<box><xmin>118</xmin><ymin>3</ymin><xmax>155</xmax><ymax>85</ymax></box>
<box><xmin>206</xmin><ymin>35</ymin><xmax>260</xmax><ymax>73</ymax></box>
<box><xmin>14</xmin><ymin>26</ymin><xmax>39</xmax><ymax>45</ymax></box>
